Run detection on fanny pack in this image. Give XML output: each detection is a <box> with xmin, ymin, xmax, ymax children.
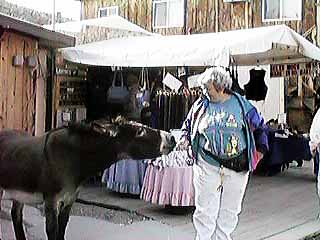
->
<box><xmin>203</xmin><ymin>149</ymin><xmax>249</xmax><ymax>172</ymax></box>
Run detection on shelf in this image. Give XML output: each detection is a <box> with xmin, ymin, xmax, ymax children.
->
<box><xmin>57</xmin><ymin>105</ymin><xmax>86</xmax><ymax>109</ymax></box>
<box><xmin>303</xmin><ymin>98</ymin><xmax>315</xmax><ymax>112</ymax></box>
<box><xmin>59</xmin><ymin>77</ymin><xmax>87</xmax><ymax>82</ymax></box>
<box><xmin>287</xmin><ymin>86</ymin><xmax>297</xmax><ymax>95</ymax></box>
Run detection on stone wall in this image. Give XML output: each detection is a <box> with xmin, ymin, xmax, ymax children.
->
<box><xmin>0</xmin><ymin>0</ymin><xmax>71</xmax><ymax>25</ymax></box>
<box><xmin>77</xmin><ymin>26</ymin><xmax>149</xmax><ymax>44</ymax></box>
<box><xmin>55</xmin><ymin>25</ymin><xmax>150</xmax><ymax>45</ymax></box>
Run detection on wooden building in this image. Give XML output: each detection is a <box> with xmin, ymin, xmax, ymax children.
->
<box><xmin>0</xmin><ymin>14</ymin><xmax>74</xmax><ymax>135</ymax></box>
<box><xmin>74</xmin><ymin>0</ymin><xmax>319</xmax><ymax>131</ymax></box>
<box><xmin>78</xmin><ymin>0</ymin><xmax>317</xmax><ymax>40</ymax></box>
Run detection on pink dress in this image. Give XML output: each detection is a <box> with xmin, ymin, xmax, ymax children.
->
<box><xmin>140</xmin><ymin>165</ymin><xmax>194</xmax><ymax>206</ymax></box>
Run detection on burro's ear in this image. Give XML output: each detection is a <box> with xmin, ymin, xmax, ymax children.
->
<box><xmin>105</xmin><ymin>125</ymin><xmax>119</xmax><ymax>137</ymax></box>
<box><xmin>113</xmin><ymin>116</ymin><xmax>127</xmax><ymax>125</ymax></box>
<box><xmin>136</xmin><ymin>127</ymin><xmax>147</xmax><ymax>137</ymax></box>
<box><xmin>92</xmin><ymin>122</ymin><xmax>106</xmax><ymax>134</ymax></box>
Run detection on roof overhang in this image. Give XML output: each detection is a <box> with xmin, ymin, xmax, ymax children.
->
<box><xmin>0</xmin><ymin>13</ymin><xmax>75</xmax><ymax>49</ymax></box>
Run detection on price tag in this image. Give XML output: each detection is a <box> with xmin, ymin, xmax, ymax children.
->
<box><xmin>277</xmin><ymin>113</ymin><xmax>287</xmax><ymax>124</ymax></box>
<box><xmin>62</xmin><ymin>112</ymin><xmax>71</xmax><ymax>121</ymax></box>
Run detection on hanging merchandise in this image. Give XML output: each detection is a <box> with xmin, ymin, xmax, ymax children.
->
<box><xmin>154</xmin><ymin>89</ymin><xmax>202</xmax><ymax>131</ymax></box>
<box><xmin>178</xmin><ymin>66</ymin><xmax>186</xmax><ymax>77</ymax></box>
<box><xmin>107</xmin><ymin>68</ymin><xmax>130</xmax><ymax>104</ymax></box>
<box><xmin>163</xmin><ymin>73</ymin><xmax>183</xmax><ymax>91</ymax></box>
<box><xmin>231</xmin><ymin>65</ymin><xmax>245</xmax><ymax>96</ymax></box>
<box><xmin>244</xmin><ymin>68</ymin><xmax>268</xmax><ymax>101</ymax></box>
<box><xmin>136</xmin><ymin>67</ymin><xmax>151</xmax><ymax>110</ymax></box>
<box><xmin>187</xmin><ymin>74</ymin><xmax>202</xmax><ymax>89</ymax></box>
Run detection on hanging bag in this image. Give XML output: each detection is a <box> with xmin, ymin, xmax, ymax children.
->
<box><xmin>107</xmin><ymin>68</ymin><xmax>130</xmax><ymax>104</ymax></box>
<box><xmin>136</xmin><ymin>68</ymin><xmax>151</xmax><ymax>109</ymax></box>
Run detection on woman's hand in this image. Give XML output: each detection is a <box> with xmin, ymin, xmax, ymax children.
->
<box><xmin>309</xmin><ymin>141</ymin><xmax>319</xmax><ymax>157</ymax></box>
<box><xmin>256</xmin><ymin>151</ymin><xmax>264</xmax><ymax>161</ymax></box>
<box><xmin>175</xmin><ymin>141</ymin><xmax>195</xmax><ymax>164</ymax></box>
<box><xmin>174</xmin><ymin>139</ymin><xmax>190</xmax><ymax>151</ymax></box>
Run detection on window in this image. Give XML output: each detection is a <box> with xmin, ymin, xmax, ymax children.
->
<box><xmin>263</xmin><ymin>0</ymin><xmax>302</xmax><ymax>22</ymax></box>
<box><xmin>153</xmin><ymin>0</ymin><xmax>184</xmax><ymax>28</ymax></box>
<box><xmin>98</xmin><ymin>6</ymin><xmax>119</xmax><ymax>18</ymax></box>
<box><xmin>223</xmin><ymin>0</ymin><xmax>249</xmax><ymax>2</ymax></box>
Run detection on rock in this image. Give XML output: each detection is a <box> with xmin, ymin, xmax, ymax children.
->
<box><xmin>0</xmin><ymin>0</ymin><xmax>72</xmax><ymax>25</ymax></box>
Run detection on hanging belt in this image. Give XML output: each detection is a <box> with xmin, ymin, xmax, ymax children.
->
<box><xmin>217</xmin><ymin>166</ymin><xmax>225</xmax><ymax>192</ymax></box>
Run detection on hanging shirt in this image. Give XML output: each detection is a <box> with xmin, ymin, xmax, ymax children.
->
<box><xmin>231</xmin><ymin>68</ymin><xmax>245</xmax><ymax>95</ymax></box>
<box><xmin>196</xmin><ymin>95</ymin><xmax>247</xmax><ymax>167</ymax></box>
<box><xmin>244</xmin><ymin>69</ymin><xmax>268</xmax><ymax>101</ymax></box>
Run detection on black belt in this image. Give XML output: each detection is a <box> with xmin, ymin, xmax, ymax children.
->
<box><xmin>203</xmin><ymin>149</ymin><xmax>249</xmax><ymax>172</ymax></box>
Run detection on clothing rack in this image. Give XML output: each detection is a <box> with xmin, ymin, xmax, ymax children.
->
<box><xmin>153</xmin><ymin>89</ymin><xmax>202</xmax><ymax>131</ymax></box>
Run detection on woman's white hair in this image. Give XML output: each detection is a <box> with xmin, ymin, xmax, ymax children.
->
<box><xmin>198</xmin><ymin>66</ymin><xmax>232</xmax><ymax>91</ymax></box>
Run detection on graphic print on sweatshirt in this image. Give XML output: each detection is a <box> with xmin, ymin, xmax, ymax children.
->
<box><xmin>197</xmin><ymin>96</ymin><xmax>247</xmax><ymax>164</ymax></box>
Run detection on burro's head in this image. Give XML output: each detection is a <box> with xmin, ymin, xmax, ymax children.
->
<box><xmin>93</xmin><ymin>117</ymin><xmax>176</xmax><ymax>160</ymax></box>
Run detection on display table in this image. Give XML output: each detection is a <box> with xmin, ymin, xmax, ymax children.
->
<box><xmin>102</xmin><ymin>159</ymin><xmax>147</xmax><ymax>195</ymax></box>
<box><xmin>256</xmin><ymin>129</ymin><xmax>312</xmax><ymax>176</ymax></box>
<box><xmin>140</xmin><ymin>165</ymin><xmax>194</xmax><ymax>206</ymax></box>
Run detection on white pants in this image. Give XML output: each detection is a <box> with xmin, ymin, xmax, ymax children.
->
<box><xmin>193</xmin><ymin>159</ymin><xmax>249</xmax><ymax>240</ymax></box>
<box><xmin>316</xmin><ymin>151</ymin><xmax>320</xmax><ymax>218</ymax></box>
<box><xmin>318</xmin><ymin>173</ymin><xmax>320</xmax><ymax>219</ymax></box>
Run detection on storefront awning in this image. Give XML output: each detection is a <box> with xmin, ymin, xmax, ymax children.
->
<box><xmin>43</xmin><ymin>15</ymin><xmax>155</xmax><ymax>36</ymax></box>
<box><xmin>60</xmin><ymin>25</ymin><xmax>320</xmax><ymax>67</ymax></box>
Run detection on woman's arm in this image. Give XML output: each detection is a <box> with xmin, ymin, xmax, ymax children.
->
<box><xmin>310</xmin><ymin>109</ymin><xmax>320</xmax><ymax>155</ymax></box>
<box><xmin>176</xmin><ymin>98</ymin><xmax>203</xmax><ymax>150</ymax></box>
<box><xmin>246</xmin><ymin>107</ymin><xmax>269</xmax><ymax>155</ymax></box>
<box><xmin>175</xmin><ymin>103</ymin><xmax>195</xmax><ymax>150</ymax></box>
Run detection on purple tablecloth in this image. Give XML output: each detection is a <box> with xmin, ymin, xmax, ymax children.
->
<box><xmin>102</xmin><ymin>159</ymin><xmax>147</xmax><ymax>195</ymax></box>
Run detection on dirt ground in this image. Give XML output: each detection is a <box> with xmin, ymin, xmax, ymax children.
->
<box><xmin>69</xmin><ymin>202</ymin><xmax>148</xmax><ymax>225</ymax></box>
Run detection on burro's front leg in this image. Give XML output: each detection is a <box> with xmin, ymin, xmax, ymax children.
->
<box><xmin>57</xmin><ymin>189</ymin><xmax>79</xmax><ymax>240</ymax></box>
<box><xmin>57</xmin><ymin>203</ymin><xmax>73</xmax><ymax>240</ymax></box>
<box><xmin>45</xmin><ymin>196</ymin><xmax>59</xmax><ymax>240</ymax></box>
<box><xmin>11</xmin><ymin>200</ymin><xmax>26</xmax><ymax>240</ymax></box>
<box><xmin>0</xmin><ymin>189</ymin><xmax>3</xmax><ymax>211</ymax></box>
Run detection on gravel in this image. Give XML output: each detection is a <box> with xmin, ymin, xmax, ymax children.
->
<box><xmin>1</xmin><ymin>200</ymin><xmax>149</xmax><ymax>240</ymax></box>
<box><xmin>69</xmin><ymin>202</ymin><xmax>147</xmax><ymax>225</ymax></box>
<box><xmin>304</xmin><ymin>233</ymin><xmax>320</xmax><ymax>240</ymax></box>
<box><xmin>2</xmin><ymin>198</ymin><xmax>148</xmax><ymax>226</ymax></box>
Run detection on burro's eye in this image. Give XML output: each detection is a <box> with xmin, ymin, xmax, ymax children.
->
<box><xmin>136</xmin><ymin>127</ymin><xmax>147</xmax><ymax>137</ymax></box>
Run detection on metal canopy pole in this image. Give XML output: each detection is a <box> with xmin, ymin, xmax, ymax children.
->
<box><xmin>52</xmin><ymin>0</ymin><xmax>56</xmax><ymax>31</ymax></box>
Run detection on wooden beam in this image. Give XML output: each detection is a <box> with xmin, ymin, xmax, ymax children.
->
<box><xmin>215</xmin><ymin>0</ymin><xmax>219</xmax><ymax>32</ymax></box>
<box><xmin>317</xmin><ymin>0</ymin><xmax>320</xmax><ymax>46</ymax></box>
<box><xmin>245</xmin><ymin>1</ymin><xmax>249</xmax><ymax>29</ymax></box>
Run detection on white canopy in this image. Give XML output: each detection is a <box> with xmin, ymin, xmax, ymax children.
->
<box><xmin>61</xmin><ymin>25</ymin><xmax>320</xmax><ymax>67</ymax></box>
<box><xmin>43</xmin><ymin>15</ymin><xmax>154</xmax><ymax>36</ymax></box>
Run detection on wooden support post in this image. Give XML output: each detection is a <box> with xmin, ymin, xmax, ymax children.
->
<box><xmin>298</xmin><ymin>75</ymin><xmax>303</xmax><ymax>107</ymax></box>
<box><xmin>215</xmin><ymin>0</ymin><xmax>219</xmax><ymax>32</ymax></box>
<box><xmin>317</xmin><ymin>0</ymin><xmax>320</xmax><ymax>46</ymax></box>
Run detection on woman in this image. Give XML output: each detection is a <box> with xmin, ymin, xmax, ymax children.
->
<box><xmin>176</xmin><ymin>67</ymin><xmax>268</xmax><ymax>240</ymax></box>
<box><xmin>309</xmin><ymin>108</ymin><xmax>320</xmax><ymax>208</ymax></box>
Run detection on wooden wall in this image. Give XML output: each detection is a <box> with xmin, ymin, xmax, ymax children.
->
<box><xmin>0</xmin><ymin>31</ymin><xmax>38</xmax><ymax>134</ymax></box>
<box><xmin>35</xmin><ymin>48</ymin><xmax>47</xmax><ymax>136</ymax></box>
<box><xmin>83</xmin><ymin>0</ymin><xmax>316</xmax><ymax>35</ymax></box>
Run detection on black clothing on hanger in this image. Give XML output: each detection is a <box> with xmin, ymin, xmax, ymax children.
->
<box><xmin>153</xmin><ymin>90</ymin><xmax>201</xmax><ymax>130</ymax></box>
<box><xmin>231</xmin><ymin>65</ymin><xmax>245</xmax><ymax>95</ymax></box>
<box><xmin>244</xmin><ymin>68</ymin><xmax>268</xmax><ymax>101</ymax></box>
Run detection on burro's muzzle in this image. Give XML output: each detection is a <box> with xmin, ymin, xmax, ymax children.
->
<box><xmin>159</xmin><ymin>130</ymin><xmax>176</xmax><ymax>155</ymax></box>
